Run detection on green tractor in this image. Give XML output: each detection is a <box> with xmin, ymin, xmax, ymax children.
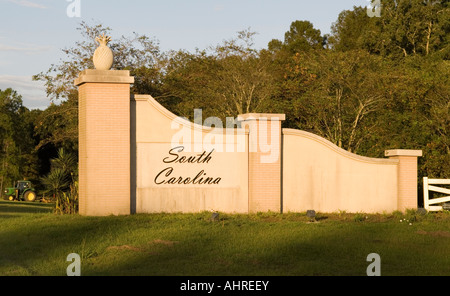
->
<box><xmin>3</xmin><ymin>180</ymin><xmax>37</xmax><ymax>202</ymax></box>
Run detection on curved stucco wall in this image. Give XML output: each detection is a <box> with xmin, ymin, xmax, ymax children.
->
<box><xmin>282</xmin><ymin>129</ymin><xmax>399</xmax><ymax>213</ymax></box>
<box><xmin>132</xmin><ymin>95</ymin><xmax>249</xmax><ymax>214</ymax></box>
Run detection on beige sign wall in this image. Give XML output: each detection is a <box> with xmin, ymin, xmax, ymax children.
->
<box><xmin>282</xmin><ymin>129</ymin><xmax>399</xmax><ymax>213</ymax></box>
<box><xmin>75</xmin><ymin>69</ymin><xmax>422</xmax><ymax>216</ymax></box>
<box><xmin>132</xmin><ymin>95</ymin><xmax>249</xmax><ymax>214</ymax></box>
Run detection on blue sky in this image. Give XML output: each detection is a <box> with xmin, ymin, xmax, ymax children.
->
<box><xmin>0</xmin><ymin>0</ymin><xmax>369</xmax><ymax>110</ymax></box>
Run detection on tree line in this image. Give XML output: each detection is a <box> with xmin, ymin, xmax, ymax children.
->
<box><xmin>1</xmin><ymin>0</ymin><xmax>449</xmax><ymax>203</ymax></box>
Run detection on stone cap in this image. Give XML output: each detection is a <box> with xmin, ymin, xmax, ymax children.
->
<box><xmin>237</xmin><ymin>113</ymin><xmax>286</xmax><ymax>121</ymax></box>
<box><xmin>385</xmin><ymin>149</ymin><xmax>423</xmax><ymax>157</ymax></box>
<box><xmin>74</xmin><ymin>69</ymin><xmax>135</xmax><ymax>86</ymax></box>
<box><xmin>132</xmin><ymin>94</ymin><xmax>152</xmax><ymax>101</ymax></box>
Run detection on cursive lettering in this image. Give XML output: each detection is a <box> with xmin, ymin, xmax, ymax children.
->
<box><xmin>163</xmin><ymin>146</ymin><xmax>214</xmax><ymax>164</ymax></box>
<box><xmin>154</xmin><ymin>167</ymin><xmax>221</xmax><ymax>185</ymax></box>
<box><xmin>155</xmin><ymin>146</ymin><xmax>221</xmax><ymax>186</ymax></box>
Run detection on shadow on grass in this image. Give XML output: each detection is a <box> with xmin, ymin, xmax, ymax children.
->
<box><xmin>83</xmin><ymin>213</ymin><xmax>450</xmax><ymax>276</ymax></box>
<box><xmin>0</xmin><ymin>200</ymin><xmax>54</xmax><ymax>215</ymax></box>
<box><xmin>1</xmin><ymin>209</ymin><xmax>450</xmax><ymax>276</ymax></box>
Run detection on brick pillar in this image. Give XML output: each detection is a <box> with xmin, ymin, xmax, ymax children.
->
<box><xmin>238</xmin><ymin>113</ymin><xmax>285</xmax><ymax>213</ymax></box>
<box><xmin>385</xmin><ymin>149</ymin><xmax>422</xmax><ymax>212</ymax></box>
<box><xmin>75</xmin><ymin>69</ymin><xmax>134</xmax><ymax>216</ymax></box>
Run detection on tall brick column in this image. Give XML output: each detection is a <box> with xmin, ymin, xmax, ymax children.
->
<box><xmin>385</xmin><ymin>149</ymin><xmax>422</xmax><ymax>212</ymax></box>
<box><xmin>75</xmin><ymin>69</ymin><xmax>134</xmax><ymax>216</ymax></box>
<box><xmin>238</xmin><ymin>113</ymin><xmax>285</xmax><ymax>213</ymax></box>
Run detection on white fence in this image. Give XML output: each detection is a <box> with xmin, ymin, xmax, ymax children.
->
<box><xmin>423</xmin><ymin>177</ymin><xmax>450</xmax><ymax>211</ymax></box>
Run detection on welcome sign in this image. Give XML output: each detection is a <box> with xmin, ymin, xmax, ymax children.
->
<box><xmin>136</xmin><ymin>139</ymin><xmax>249</xmax><ymax>213</ymax></box>
<box><xmin>154</xmin><ymin>146</ymin><xmax>221</xmax><ymax>186</ymax></box>
<box><xmin>75</xmin><ymin>70</ymin><xmax>421</xmax><ymax>216</ymax></box>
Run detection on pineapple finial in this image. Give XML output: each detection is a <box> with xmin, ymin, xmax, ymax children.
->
<box><xmin>95</xmin><ymin>33</ymin><xmax>111</xmax><ymax>47</ymax></box>
<box><xmin>93</xmin><ymin>33</ymin><xmax>114</xmax><ymax>70</ymax></box>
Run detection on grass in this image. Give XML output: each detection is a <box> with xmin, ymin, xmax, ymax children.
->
<box><xmin>1</xmin><ymin>200</ymin><xmax>450</xmax><ymax>276</ymax></box>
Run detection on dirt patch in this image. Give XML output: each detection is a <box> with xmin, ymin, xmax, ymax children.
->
<box><xmin>215</xmin><ymin>258</ymin><xmax>232</xmax><ymax>267</ymax></box>
<box><xmin>417</xmin><ymin>230</ymin><xmax>450</xmax><ymax>238</ymax></box>
<box><xmin>107</xmin><ymin>245</ymin><xmax>145</xmax><ymax>252</ymax></box>
<box><xmin>107</xmin><ymin>239</ymin><xmax>179</xmax><ymax>253</ymax></box>
<box><xmin>150</xmin><ymin>239</ymin><xmax>179</xmax><ymax>246</ymax></box>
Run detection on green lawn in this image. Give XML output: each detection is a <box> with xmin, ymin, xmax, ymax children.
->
<box><xmin>1</xmin><ymin>200</ymin><xmax>450</xmax><ymax>276</ymax></box>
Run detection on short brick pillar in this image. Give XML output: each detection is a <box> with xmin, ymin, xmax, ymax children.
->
<box><xmin>385</xmin><ymin>149</ymin><xmax>423</xmax><ymax>212</ymax></box>
<box><xmin>75</xmin><ymin>69</ymin><xmax>134</xmax><ymax>216</ymax></box>
<box><xmin>238</xmin><ymin>113</ymin><xmax>285</xmax><ymax>213</ymax></box>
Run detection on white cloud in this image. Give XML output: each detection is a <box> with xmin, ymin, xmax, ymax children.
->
<box><xmin>0</xmin><ymin>75</ymin><xmax>49</xmax><ymax>110</ymax></box>
<box><xmin>213</xmin><ymin>4</ymin><xmax>225</xmax><ymax>12</ymax></box>
<box><xmin>0</xmin><ymin>43</ymin><xmax>52</xmax><ymax>55</ymax></box>
<box><xmin>0</xmin><ymin>75</ymin><xmax>43</xmax><ymax>90</ymax></box>
<box><xmin>7</xmin><ymin>0</ymin><xmax>47</xmax><ymax>9</ymax></box>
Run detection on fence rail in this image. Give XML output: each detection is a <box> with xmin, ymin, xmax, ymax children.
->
<box><xmin>423</xmin><ymin>177</ymin><xmax>450</xmax><ymax>211</ymax></box>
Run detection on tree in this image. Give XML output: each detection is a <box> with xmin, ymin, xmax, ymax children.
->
<box><xmin>33</xmin><ymin>21</ymin><xmax>166</xmax><ymax>102</ymax></box>
<box><xmin>268</xmin><ymin>20</ymin><xmax>325</xmax><ymax>54</ymax></box>
<box><xmin>0</xmin><ymin>88</ymin><xmax>38</xmax><ymax>194</ymax></box>
<box><xmin>314</xmin><ymin>1</ymin><xmax>449</xmax><ymax>180</ymax></box>
<box><xmin>329</xmin><ymin>1</ymin><xmax>450</xmax><ymax>59</ymax></box>
<box><xmin>286</xmin><ymin>50</ymin><xmax>392</xmax><ymax>153</ymax></box>
<box><xmin>328</xmin><ymin>6</ymin><xmax>376</xmax><ymax>52</ymax></box>
<box><xmin>34</xmin><ymin>99</ymin><xmax>78</xmax><ymax>152</ymax></box>
<box><xmin>162</xmin><ymin>29</ymin><xmax>276</xmax><ymax>120</ymax></box>
<box><xmin>41</xmin><ymin>167</ymin><xmax>70</xmax><ymax>200</ymax></box>
<box><xmin>396</xmin><ymin>58</ymin><xmax>449</xmax><ymax>178</ymax></box>
<box><xmin>41</xmin><ymin>148</ymin><xmax>78</xmax><ymax>213</ymax></box>
<box><xmin>284</xmin><ymin>20</ymin><xmax>326</xmax><ymax>51</ymax></box>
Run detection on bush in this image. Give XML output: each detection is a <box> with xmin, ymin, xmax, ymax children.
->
<box><xmin>55</xmin><ymin>181</ymin><xmax>78</xmax><ymax>215</ymax></box>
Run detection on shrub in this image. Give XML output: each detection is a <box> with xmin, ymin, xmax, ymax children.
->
<box><xmin>55</xmin><ymin>181</ymin><xmax>78</xmax><ymax>215</ymax></box>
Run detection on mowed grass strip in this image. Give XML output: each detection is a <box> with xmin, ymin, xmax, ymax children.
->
<box><xmin>1</xmin><ymin>201</ymin><xmax>450</xmax><ymax>276</ymax></box>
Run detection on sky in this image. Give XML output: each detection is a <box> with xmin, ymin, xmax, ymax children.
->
<box><xmin>0</xmin><ymin>0</ymin><xmax>370</xmax><ymax>110</ymax></box>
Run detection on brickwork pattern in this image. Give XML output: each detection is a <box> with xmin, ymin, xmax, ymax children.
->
<box><xmin>245</xmin><ymin>119</ymin><xmax>283</xmax><ymax>213</ymax></box>
<box><xmin>395</xmin><ymin>156</ymin><xmax>419</xmax><ymax>211</ymax></box>
<box><xmin>78</xmin><ymin>81</ymin><xmax>131</xmax><ymax>216</ymax></box>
